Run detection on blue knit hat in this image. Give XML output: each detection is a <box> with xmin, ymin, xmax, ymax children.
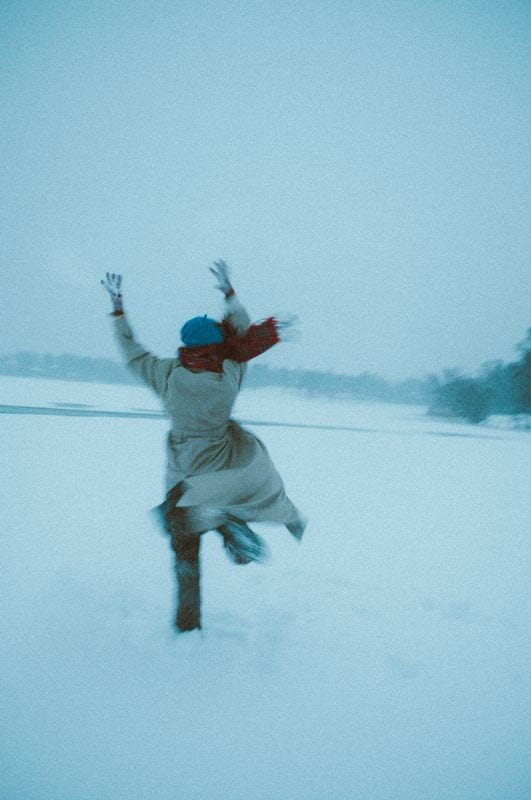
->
<box><xmin>180</xmin><ymin>315</ymin><xmax>223</xmax><ymax>346</ymax></box>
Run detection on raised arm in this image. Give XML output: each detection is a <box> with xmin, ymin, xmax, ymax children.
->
<box><xmin>101</xmin><ymin>273</ymin><xmax>173</xmax><ymax>395</ymax></box>
<box><xmin>210</xmin><ymin>260</ymin><xmax>251</xmax><ymax>335</ymax></box>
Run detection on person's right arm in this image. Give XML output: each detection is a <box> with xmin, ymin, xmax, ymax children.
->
<box><xmin>101</xmin><ymin>273</ymin><xmax>174</xmax><ymax>395</ymax></box>
<box><xmin>112</xmin><ymin>314</ymin><xmax>174</xmax><ymax>394</ymax></box>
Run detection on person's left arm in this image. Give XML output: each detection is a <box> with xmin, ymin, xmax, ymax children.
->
<box><xmin>210</xmin><ymin>260</ymin><xmax>251</xmax><ymax>335</ymax></box>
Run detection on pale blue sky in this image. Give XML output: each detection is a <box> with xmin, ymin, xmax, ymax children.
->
<box><xmin>1</xmin><ymin>0</ymin><xmax>530</xmax><ymax>378</ymax></box>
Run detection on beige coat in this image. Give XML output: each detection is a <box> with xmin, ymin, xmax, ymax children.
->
<box><xmin>113</xmin><ymin>294</ymin><xmax>302</xmax><ymax>534</ymax></box>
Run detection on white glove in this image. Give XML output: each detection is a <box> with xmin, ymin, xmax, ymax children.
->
<box><xmin>101</xmin><ymin>273</ymin><xmax>123</xmax><ymax>314</ymax></box>
<box><xmin>209</xmin><ymin>260</ymin><xmax>234</xmax><ymax>297</ymax></box>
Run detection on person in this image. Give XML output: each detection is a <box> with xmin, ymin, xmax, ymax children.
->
<box><xmin>101</xmin><ymin>261</ymin><xmax>306</xmax><ymax>632</ymax></box>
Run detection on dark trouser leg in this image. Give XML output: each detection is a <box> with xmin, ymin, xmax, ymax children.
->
<box><xmin>171</xmin><ymin>526</ymin><xmax>201</xmax><ymax>631</ymax></box>
<box><xmin>157</xmin><ymin>483</ymin><xmax>202</xmax><ymax>631</ymax></box>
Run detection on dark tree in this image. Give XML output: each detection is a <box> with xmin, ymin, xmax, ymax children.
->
<box><xmin>430</xmin><ymin>375</ymin><xmax>491</xmax><ymax>424</ymax></box>
<box><xmin>513</xmin><ymin>328</ymin><xmax>531</xmax><ymax>416</ymax></box>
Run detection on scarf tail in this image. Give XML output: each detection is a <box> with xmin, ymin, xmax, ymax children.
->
<box><xmin>227</xmin><ymin>317</ymin><xmax>280</xmax><ymax>363</ymax></box>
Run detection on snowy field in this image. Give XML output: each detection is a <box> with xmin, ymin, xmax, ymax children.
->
<box><xmin>1</xmin><ymin>376</ymin><xmax>530</xmax><ymax>800</ymax></box>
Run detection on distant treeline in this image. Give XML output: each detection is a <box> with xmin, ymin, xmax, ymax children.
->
<box><xmin>0</xmin><ymin>350</ymin><xmax>430</xmax><ymax>404</ymax></box>
<box><xmin>0</xmin><ymin>352</ymin><xmax>134</xmax><ymax>385</ymax></box>
<box><xmin>245</xmin><ymin>364</ymin><xmax>432</xmax><ymax>404</ymax></box>
<box><xmin>1</xmin><ymin>328</ymin><xmax>530</xmax><ymax>425</ymax></box>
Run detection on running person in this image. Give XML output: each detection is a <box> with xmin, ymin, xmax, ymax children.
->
<box><xmin>102</xmin><ymin>261</ymin><xmax>306</xmax><ymax>631</ymax></box>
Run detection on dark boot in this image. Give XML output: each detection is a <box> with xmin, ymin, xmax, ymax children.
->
<box><xmin>218</xmin><ymin>519</ymin><xmax>268</xmax><ymax>564</ymax></box>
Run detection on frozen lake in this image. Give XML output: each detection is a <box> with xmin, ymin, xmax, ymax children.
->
<box><xmin>1</xmin><ymin>376</ymin><xmax>529</xmax><ymax>800</ymax></box>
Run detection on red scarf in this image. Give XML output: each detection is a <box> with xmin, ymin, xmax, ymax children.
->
<box><xmin>179</xmin><ymin>317</ymin><xmax>280</xmax><ymax>373</ymax></box>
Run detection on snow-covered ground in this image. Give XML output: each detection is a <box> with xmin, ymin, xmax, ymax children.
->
<box><xmin>1</xmin><ymin>376</ymin><xmax>530</xmax><ymax>800</ymax></box>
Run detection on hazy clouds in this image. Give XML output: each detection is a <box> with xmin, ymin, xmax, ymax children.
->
<box><xmin>1</xmin><ymin>0</ymin><xmax>530</xmax><ymax>378</ymax></box>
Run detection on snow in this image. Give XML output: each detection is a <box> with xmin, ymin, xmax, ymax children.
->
<box><xmin>1</xmin><ymin>376</ymin><xmax>530</xmax><ymax>800</ymax></box>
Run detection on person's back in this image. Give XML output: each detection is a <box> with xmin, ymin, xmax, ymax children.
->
<box><xmin>102</xmin><ymin>261</ymin><xmax>306</xmax><ymax>632</ymax></box>
<box><xmin>161</xmin><ymin>358</ymin><xmax>243</xmax><ymax>437</ymax></box>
